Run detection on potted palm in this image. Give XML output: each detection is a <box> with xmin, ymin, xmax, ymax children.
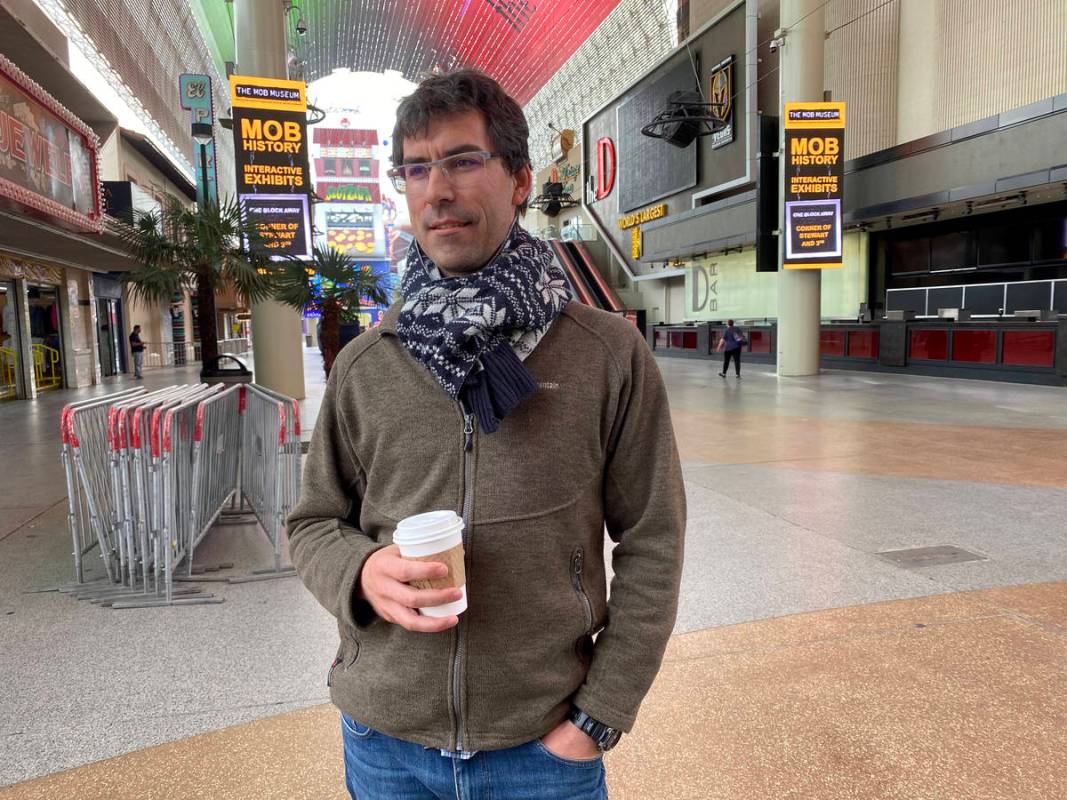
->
<box><xmin>273</xmin><ymin>243</ymin><xmax>393</xmax><ymax>377</ymax></box>
<box><xmin>118</xmin><ymin>196</ymin><xmax>276</xmax><ymax>376</ymax></box>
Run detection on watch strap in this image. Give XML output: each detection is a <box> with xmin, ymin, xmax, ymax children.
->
<box><xmin>569</xmin><ymin>707</ymin><xmax>622</xmax><ymax>751</ymax></box>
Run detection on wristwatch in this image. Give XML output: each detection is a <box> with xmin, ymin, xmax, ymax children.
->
<box><xmin>569</xmin><ymin>707</ymin><xmax>622</xmax><ymax>751</ymax></box>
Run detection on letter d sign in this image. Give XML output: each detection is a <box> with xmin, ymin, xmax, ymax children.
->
<box><xmin>595</xmin><ymin>137</ymin><xmax>615</xmax><ymax>200</ymax></box>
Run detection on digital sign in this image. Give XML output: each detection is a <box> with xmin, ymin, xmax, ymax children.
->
<box><xmin>229</xmin><ymin>75</ymin><xmax>312</xmax><ymax>258</ymax></box>
<box><xmin>241</xmin><ymin>194</ymin><xmax>311</xmax><ymax>259</ymax></box>
<box><xmin>783</xmin><ymin>102</ymin><xmax>845</xmax><ymax>269</ymax></box>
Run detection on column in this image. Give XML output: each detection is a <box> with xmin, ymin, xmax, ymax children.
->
<box><xmin>234</xmin><ymin>0</ymin><xmax>307</xmax><ymax>399</ymax></box>
<box><xmin>13</xmin><ymin>278</ymin><xmax>35</xmax><ymax>399</ymax></box>
<box><xmin>776</xmin><ymin>0</ymin><xmax>825</xmax><ymax>377</ymax></box>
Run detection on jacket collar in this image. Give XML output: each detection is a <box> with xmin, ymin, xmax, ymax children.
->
<box><xmin>378</xmin><ymin>299</ymin><xmax>403</xmax><ymax>336</ymax></box>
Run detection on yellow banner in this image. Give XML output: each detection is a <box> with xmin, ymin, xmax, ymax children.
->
<box><xmin>229</xmin><ymin>75</ymin><xmax>307</xmax><ymax>112</ymax></box>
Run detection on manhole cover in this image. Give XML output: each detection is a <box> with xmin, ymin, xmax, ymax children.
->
<box><xmin>877</xmin><ymin>545</ymin><xmax>987</xmax><ymax>568</ymax></box>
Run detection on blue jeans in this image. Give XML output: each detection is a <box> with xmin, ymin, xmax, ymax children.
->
<box><xmin>341</xmin><ymin>714</ymin><xmax>608</xmax><ymax>800</ymax></box>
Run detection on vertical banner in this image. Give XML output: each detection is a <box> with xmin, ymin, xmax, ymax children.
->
<box><xmin>783</xmin><ymin>102</ymin><xmax>845</xmax><ymax>269</ymax></box>
<box><xmin>178</xmin><ymin>74</ymin><xmax>218</xmax><ymax>207</ymax></box>
<box><xmin>229</xmin><ymin>75</ymin><xmax>312</xmax><ymax>258</ymax></box>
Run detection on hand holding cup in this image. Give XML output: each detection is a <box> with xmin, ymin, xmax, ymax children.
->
<box><xmin>359</xmin><ymin>545</ymin><xmax>462</xmax><ymax>633</ymax></box>
<box><xmin>359</xmin><ymin>511</ymin><xmax>468</xmax><ymax>633</ymax></box>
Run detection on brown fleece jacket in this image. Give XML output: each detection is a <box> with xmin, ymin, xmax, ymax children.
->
<box><xmin>287</xmin><ymin>299</ymin><xmax>685</xmax><ymax>752</ymax></box>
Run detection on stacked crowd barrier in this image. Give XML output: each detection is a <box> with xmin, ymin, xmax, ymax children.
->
<box><xmin>56</xmin><ymin>382</ymin><xmax>302</xmax><ymax>608</ymax></box>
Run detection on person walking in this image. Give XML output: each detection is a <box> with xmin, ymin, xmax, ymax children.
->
<box><xmin>288</xmin><ymin>69</ymin><xmax>686</xmax><ymax>800</ymax></box>
<box><xmin>716</xmin><ymin>319</ymin><xmax>745</xmax><ymax>379</ymax></box>
<box><xmin>128</xmin><ymin>324</ymin><xmax>144</xmax><ymax>379</ymax></box>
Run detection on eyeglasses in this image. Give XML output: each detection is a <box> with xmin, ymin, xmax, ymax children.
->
<box><xmin>387</xmin><ymin>150</ymin><xmax>502</xmax><ymax>194</ymax></box>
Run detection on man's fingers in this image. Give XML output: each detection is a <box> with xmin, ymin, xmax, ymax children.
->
<box><xmin>386</xmin><ymin>557</ymin><xmax>449</xmax><ymax>584</ymax></box>
<box><xmin>388</xmin><ymin>584</ymin><xmax>463</xmax><ymax>610</ymax></box>
<box><xmin>382</xmin><ymin>601</ymin><xmax>459</xmax><ymax>633</ymax></box>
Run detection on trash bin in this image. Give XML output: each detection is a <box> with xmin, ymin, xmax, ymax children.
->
<box><xmin>200</xmin><ymin>355</ymin><xmax>252</xmax><ymax>385</ymax></box>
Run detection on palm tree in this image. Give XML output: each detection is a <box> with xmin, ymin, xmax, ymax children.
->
<box><xmin>118</xmin><ymin>196</ymin><xmax>276</xmax><ymax>368</ymax></box>
<box><xmin>273</xmin><ymin>243</ymin><xmax>393</xmax><ymax>377</ymax></box>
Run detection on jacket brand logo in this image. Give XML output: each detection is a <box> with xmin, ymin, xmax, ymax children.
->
<box><xmin>538</xmin><ymin>382</ymin><xmax>561</xmax><ymax>391</ymax></box>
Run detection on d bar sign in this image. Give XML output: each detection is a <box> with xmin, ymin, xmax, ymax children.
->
<box><xmin>783</xmin><ymin>102</ymin><xmax>845</xmax><ymax>269</ymax></box>
<box><xmin>229</xmin><ymin>75</ymin><xmax>311</xmax><ymax>258</ymax></box>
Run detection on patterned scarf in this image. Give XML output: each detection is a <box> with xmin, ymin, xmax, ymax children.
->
<box><xmin>396</xmin><ymin>222</ymin><xmax>570</xmax><ymax>433</ymax></box>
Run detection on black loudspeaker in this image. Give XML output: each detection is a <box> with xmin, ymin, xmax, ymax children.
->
<box><xmin>755</xmin><ymin>114</ymin><xmax>779</xmax><ymax>272</ymax></box>
<box><xmin>540</xmin><ymin>181</ymin><xmax>564</xmax><ymax>217</ymax></box>
<box><xmin>661</xmin><ymin>91</ymin><xmax>704</xmax><ymax>148</ymax></box>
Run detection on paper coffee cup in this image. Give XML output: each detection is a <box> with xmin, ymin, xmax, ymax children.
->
<box><xmin>393</xmin><ymin>510</ymin><xmax>467</xmax><ymax>617</ymax></box>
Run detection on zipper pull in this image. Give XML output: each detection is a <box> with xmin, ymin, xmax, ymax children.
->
<box><xmin>573</xmin><ymin>547</ymin><xmax>584</xmax><ymax>575</ymax></box>
<box><xmin>463</xmin><ymin>413</ymin><xmax>474</xmax><ymax>452</ymax></box>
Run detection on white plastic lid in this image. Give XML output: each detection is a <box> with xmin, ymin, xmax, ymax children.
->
<box><xmin>393</xmin><ymin>510</ymin><xmax>464</xmax><ymax>547</ymax></box>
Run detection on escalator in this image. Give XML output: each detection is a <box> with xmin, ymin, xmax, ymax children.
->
<box><xmin>547</xmin><ymin>240</ymin><xmax>623</xmax><ymax>312</ymax></box>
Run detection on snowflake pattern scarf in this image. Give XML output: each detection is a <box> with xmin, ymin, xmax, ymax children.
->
<box><xmin>396</xmin><ymin>222</ymin><xmax>570</xmax><ymax>433</ymax></box>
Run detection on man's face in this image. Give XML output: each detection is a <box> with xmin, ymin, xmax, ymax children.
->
<box><xmin>401</xmin><ymin>110</ymin><xmax>531</xmax><ymax>277</ymax></box>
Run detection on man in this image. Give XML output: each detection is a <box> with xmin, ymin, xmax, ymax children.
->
<box><xmin>288</xmin><ymin>69</ymin><xmax>685</xmax><ymax>800</ymax></box>
<box><xmin>716</xmin><ymin>319</ymin><xmax>745</xmax><ymax>379</ymax></box>
<box><xmin>128</xmin><ymin>324</ymin><xmax>144</xmax><ymax>379</ymax></box>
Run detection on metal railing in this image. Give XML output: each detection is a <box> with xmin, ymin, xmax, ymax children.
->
<box><xmin>53</xmin><ymin>380</ymin><xmax>301</xmax><ymax>608</ymax></box>
<box><xmin>32</xmin><ymin>343</ymin><xmax>61</xmax><ymax>389</ymax></box>
<box><xmin>238</xmin><ymin>385</ymin><xmax>301</xmax><ymax>578</ymax></box>
<box><xmin>0</xmin><ymin>345</ymin><xmax>16</xmax><ymax>399</ymax></box>
<box><xmin>140</xmin><ymin>338</ymin><xmax>250</xmax><ymax>370</ymax></box>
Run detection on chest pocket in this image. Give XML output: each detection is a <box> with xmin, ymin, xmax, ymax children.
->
<box><xmin>473</xmin><ymin>371</ymin><xmax>607</xmax><ymax>522</ymax></box>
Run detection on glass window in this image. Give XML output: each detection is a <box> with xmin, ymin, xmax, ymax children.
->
<box><xmin>888</xmin><ymin>237</ymin><xmax>930</xmax><ymax>274</ymax></box>
<box><xmin>930</xmin><ymin>232</ymin><xmax>970</xmax><ymax>269</ymax></box>
<box><xmin>978</xmin><ymin>225</ymin><xmax>1030</xmax><ymax>266</ymax></box>
<box><xmin>1035</xmin><ymin>218</ymin><xmax>1067</xmax><ymax>262</ymax></box>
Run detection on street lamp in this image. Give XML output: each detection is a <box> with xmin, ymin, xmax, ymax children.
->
<box><xmin>191</xmin><ymin>121</ymin><xmax>213</xmax><ymax>208</ymax></box>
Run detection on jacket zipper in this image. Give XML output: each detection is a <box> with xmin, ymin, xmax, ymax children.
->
<box><xmin>572</xmin><ymin>547</ymin><xmax>594</xmax><ymax>634</ymax></box>
<box><xmin>451</xmin><ymin>408</ymin><xmax>475</xmax><ymax>751</ymax></box>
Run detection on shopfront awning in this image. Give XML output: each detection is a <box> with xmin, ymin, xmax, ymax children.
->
<box><xmin>0</xmin><ymin>211</ymin><xmax>141</xmax><ymax>273</ymax></box>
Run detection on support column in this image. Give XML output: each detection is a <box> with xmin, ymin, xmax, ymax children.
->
<box><xmin>234</xmin><ymin>0</ymin><xmax>307</xmax><ymax>399</ymax></box>
<box><xmin>13</xmin><ymin>278</ymin><xmax>35</xmax><ymax>399</ymax></box>
<box><xmin>776</xmin><ymin>0</ymin><xmax>825</xmax><ymax>377</ymax></box>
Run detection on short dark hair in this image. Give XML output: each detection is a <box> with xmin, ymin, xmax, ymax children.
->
<box><xmin>392</xmin><ymin>69</ymin><xmax>531</xmax><ymax>213</ymax></box>
<box><xmin>727</xmin><ymin>319</ymin><xmax>734</xmax><ymax>326</ymax></box>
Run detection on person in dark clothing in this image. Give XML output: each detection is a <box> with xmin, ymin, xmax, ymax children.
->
<box><xmin>129</xmin><ymin>325</ymin><xmax>145</xmax><ymax>379</ymax></box>
<box><xmin>716</xmin><ymin>319</ymin><xmax>745</xmax><ymax>378</ymax></box>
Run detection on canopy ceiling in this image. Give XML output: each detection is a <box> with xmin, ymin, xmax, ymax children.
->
<box><xmin>286</xmin><ymin>0</ymin><xmax>621</xmax><ymax>105</ymax></box>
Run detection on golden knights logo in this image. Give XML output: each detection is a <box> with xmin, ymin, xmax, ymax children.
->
<box><xmin>708</xmin><ymin>55</ymin><xmax>735</xmax><ymax>150</ymax></box>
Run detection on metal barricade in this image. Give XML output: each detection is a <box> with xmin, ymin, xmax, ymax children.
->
<box><xmin>111</xmin><ymin>386</ymin><xmax>202</xmax><ymax>592</ymax></box>
<box><xmin>54</xmin><ymin>380</ymin><xmax>301</xmax><ymax>608</ymax></box>
<box><xmin>237</xmin><ymin>384</ymin><xmax>301</xmax><ymax>578</ymax></box>
<box><xmin>187</xmin><ymin>386</ymin><xmax>242</xmax><ymax>567</ymax></box>
<box><xmin>62</xmin><ymin>388</ymin><xmax>145</xmax><ymax>583</ymax></box>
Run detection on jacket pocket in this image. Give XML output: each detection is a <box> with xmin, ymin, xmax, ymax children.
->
<box><xmin>327</xmin><ymin>638</ymin><xmax>361</xmax><ymax>687</ymax></box>
<box><xmin>571</xmin><ymin>547</ymin><xmax>595</xmax><ymax>664</ymax></box>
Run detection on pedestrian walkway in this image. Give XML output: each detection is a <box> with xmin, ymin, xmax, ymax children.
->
<box><xmin>2</xmin><ymin>354</ymin><xmax>1066</xmax><ymax>798</ymax></box>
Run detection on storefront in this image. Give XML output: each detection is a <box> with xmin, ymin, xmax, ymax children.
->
<box><xmin>0</xmin><ymin>49</ymin><xmax>140</xmax><ymax>399</ymax></box>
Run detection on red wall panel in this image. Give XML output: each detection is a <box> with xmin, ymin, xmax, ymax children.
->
<box><xmin>1002</xmin><ymin>331</ymin><xmax>1055</xmax><ymax>367</ymax></box>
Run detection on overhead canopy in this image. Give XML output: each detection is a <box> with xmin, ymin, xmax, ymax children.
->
<box><xmin>0</xmin><ymin>211</ymin><xmax>142</xmax><ymax>273</ymax></box>
<box><xmin>286</xmin><ymin>0</ymin><xmax>621</xmax><ymax>104</ymax></box>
